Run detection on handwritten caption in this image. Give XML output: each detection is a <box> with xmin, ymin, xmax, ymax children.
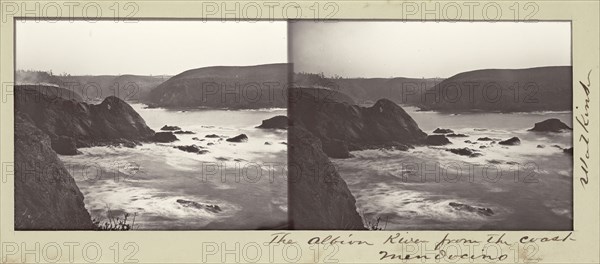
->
<box><xmin>199</xmin><ymin>231</ymin><xmax>575</xmax><ymax>263</ymax></box>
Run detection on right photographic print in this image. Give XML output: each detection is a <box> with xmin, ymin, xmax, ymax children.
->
<box><xmin>288</xmin><ymin>21</ymin><xmax>572</xmax><ymax>230</ymax></box>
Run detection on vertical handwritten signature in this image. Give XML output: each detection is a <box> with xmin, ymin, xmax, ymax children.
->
<box><xmin>575</xmin><ymin>70</ymin><xmax>591</xmax><ymax>188</ymax></box>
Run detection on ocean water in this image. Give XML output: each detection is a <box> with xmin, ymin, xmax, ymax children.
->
<box><xmin>60</xmin><ymin>104</ymin><xmax>288</xmax><ymax>230</ymax></box>
<box><xmin>59</xmin><ymin>102</ymin><xmax>573</xmax><ymax>230</ymax></box>
<box><xmin>334</xmin><ymin>108</ymin><xmax>573</xmax><ymax>230</ymax></box>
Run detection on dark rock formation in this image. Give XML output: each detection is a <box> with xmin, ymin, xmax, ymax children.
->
<box><xmin>563</xmin><ymin>147</ymin><xmax>573</xmax><ymax>155</ymax></box>
<box><xmin>321</xmin><ymin>139</ymin><xmax>351</xmax><ymax>159</ymax></box>
<box><xmin>287</xmin><ymin>87</ymin><xmax>430</xmax><ymax>229</ymax></box>
<box><xmin>426</xmin><ymin>135</ymin><xmax>451</xmax><ymax>146</ymax></box>
<box><xmin>153</xmin><ymin>132</ymin><xmax>178</xmax><ymax>143</ymax></box>
<box><xmin>226</xmin><ymin>134</ymin><xmax>248</xmax><ymax>143</ymax></box>
<box><xmin>161</xmin><ymin>125</ymin><xmax>181</xmax><ymax>131</ymax></box>
<box><xmin>176</xmin><ymin>199</ymin><xmax>221</xmax><ymax>213</ymax></box>
<box><xmin>15</xmin><ymin>87</ymin><xmax>155</xmax><ymax>151</ymax></box>
<box><xmin>289</xmin><ymin>88</ymin><xmax>427</xmax><ymax>157</ymax></box>
<box><xmin>289</xmin><ymin>126</ymin><xmax>365</xmax><ymax>230</ymax></box>
<box><xmin>15</xmin><ymin>114</ymin><xmax>93</xmax><ymax>230</ymax></box>
<box><xmin>449</xmin><ymin>202</ymin><xmax>494</xmax><ymax>217</ymax></box>
<box><xmin>173</xmin><ymin>130</ymin><xmax>195</xmax><ymax>134</ymax></box>
<box><xmin>529</xmin><ymin>118</ymin><xmax>572</xmax><ymax>133</ymax></box>
<box><xmin>433</xmin><ymin>128</ymin><xmax>453</xmax><ymax>134</ymax></box>
<box><xmin>537</xmin><ymin>145</ymin><xmax>545</xmax><ymax>148</ymax></box>
<box><xmin>257</xmin><ymin>115</ymin><xmax>288</xmax><ymax>129</ymax></box>
<box><xmin>51</xmin><ymin>136</ymin><xmax>80</xmax><ymax>155</ymax></box>
<box><xmin>446</xmin><ymin>148</ymin><xmax>482</xmax><ymax>157</ymax></box>
<box><xmin>14</xmin><ymin>86</ymin><xmax>158</xmax><ymax>229</ymax></box>
<box><xmin>174</xmin><ymin>145</ymin><xmax>208</xmax><ymax>154</ymax></box>
<box><xmin>205</xmin><ymin>134</ymin><xmax>221</xmax><ymax>138</ymax></box>
<box><xmin>499</xmin><ymin>137</ymin><xmax>521</xmax><ymax>146</ymax></box>
<box><xmin>477</xmin><ymin>137</ymin><xmax>494</xmax><ymax>141</ymax></box>
<box><xmin>446</xmin><ymin>133</ymin><xmax>468</xmax><ymax>137</ymax></box>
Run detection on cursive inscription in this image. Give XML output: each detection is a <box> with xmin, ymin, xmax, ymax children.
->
<box><xmin>575</xmin><ymin>76</ymin><xmax>591</xmax><ymax>188</ymax></box>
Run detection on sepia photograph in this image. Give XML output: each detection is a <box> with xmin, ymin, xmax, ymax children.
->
<box><xmin>1</xmin><ymin>1</ymin><xmax>599</xmax><ymax>263</ymax></box>
<box><xmin>289</xmin><ymin>21</ymin><xmax>573</xmax><ymax>230</ymax></box>
<box><xmin>12</xmin><ymin>17</ymin><xmax>575</xmax><ymax>234</ymax></box>
<box><xmin>14</xmin><ymin>20</ymin><xmax>289</xmax><ymax>230</ymax></box>
<box><xmin>13</xmin><ymin>19</ymin><xmax>575</xmax><ymax>231</ymax></box>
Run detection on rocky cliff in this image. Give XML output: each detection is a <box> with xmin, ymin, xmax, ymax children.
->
<box><xmin>14</xmin><ymin>84</ymin><xmax>159</xmax><ymax>229</ymax></box>
<box><xmin>15</xmin><ymin>86</ymin><xmax>155</xmax><ymax>154</ymax></box>
<box><xmin>289</xmin><ymin>126</ymin><xmax>366</xmax><ymax>229</ymax></box>
<box><xmin>289</xmin><ymin>87</ymin><xmax>427</xmax><ymax>157</ymax></box>
<box><xmin>14</xmin><ymin>113</ymin><xmax>93</xmax><ymax>230</ymax></box>
<box><xmin>288</xmin><ymin>87</ymin><xmax>430</xmax><ymax>229</ymax></box>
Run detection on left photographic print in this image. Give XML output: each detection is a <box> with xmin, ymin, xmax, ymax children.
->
<box><xmin>14</xmin><ymin>20</ymin><xmax>289</xmax><ymax>230</ymax></box>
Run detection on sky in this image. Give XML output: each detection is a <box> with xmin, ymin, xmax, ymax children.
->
<box><xmin>16</xmin><ymin>20</ymin><xmax>287</xmax><ymax>75</ymax></box>
<box><xmin>291</xmin><ymin>21</ymin><xmax>571</xmax><ymax>78</ymax></box>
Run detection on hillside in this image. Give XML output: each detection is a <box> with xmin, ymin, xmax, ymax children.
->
<box><xmin>146</xmin><ymin>63</ymin><xmax>289</xmax><ymax>109</ymax></box>
<box><xmin>294</xmin><ymin>72</ymin><xmax>441</xmax><ymax>106</ymax></box>
<box><xmin>16</xmin><ymin>70</ymin><xmax>165</xmax><ymax>102</ymax></box>
<box><xmin>290</xmin><ymin>86</ymin><xmax>356</xmax><ymax>105</ymax></box>
<box><xmin>60</xmin><ymin>75</ymin><xmax>165</xmax><ymax>101</ymax></box>
<box><xmin>418</xmin><ymin>66</ymin><xmax>572</xmax><ymax>112</ymax></box>
<box><xmin>16</xmin><ymin>84</ymin><xmax>84</xmax><ymax>102</ymax></box>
